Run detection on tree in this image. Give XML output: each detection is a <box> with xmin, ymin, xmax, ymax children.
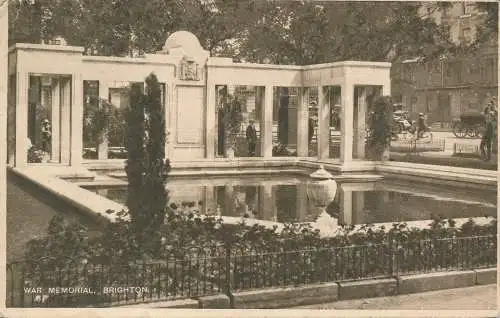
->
<box><xmin>8</xmin><ymin>0</ymin><xmax>471</xmax><ymax>63</ymax></box>
<box><xmin>366</xmin><ymin>96</ymin><xmax>394</xmax><ymax>161</ymax></box>
<box><xmin>474</xmin><ymin>2</ymin><xmax>498</xmax><ymax>48</ymax></box>
<box><xmin>125</xmin><ymin>74</ymin><xmax>170</xmax><ymax>256</ymax></box>
<box><xmin>238</xmin><ymin>1</ymin><xmax>458</xmax><ymax>65</ymax></box>
<box><xmin>220</xmin><ymin>91</ymin><xmax>244</xmax><ymax>156</ymax></box>
<box><xmin>8</xmin><ymin>0</ymin><xmax>43</xmax><ymax>45</ymax></box>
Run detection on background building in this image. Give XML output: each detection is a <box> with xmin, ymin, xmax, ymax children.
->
<box><xmin>391</xmin><ymin>2</ymin><xmax>498</xmax><ymax>126</ymax></box>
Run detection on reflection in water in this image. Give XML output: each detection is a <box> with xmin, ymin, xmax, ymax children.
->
<box><xmin>91</xmin><ymin>180</ymin><xmax>496</xmax><ymax>226</ymax></box>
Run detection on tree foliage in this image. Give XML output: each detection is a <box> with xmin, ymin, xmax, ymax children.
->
<box><xmin>366</xmin><ymin>96</ymin><xmax>394</xmax><ymax>160</ymax></box>
<box><xmin>23</xmin><ymin>209</ymin><xmax>497</xmax><ymax>284</ymax></box>
<box><xmin>220</xmin><ymin>91</ymin><xmax>244</xmax><ymax>151</ymax></box>
<box><xmin>474</xmin><ymin>2</ymin><xmax>498</xmax><ymax>47</ymax></box>
<box><xmin>9</xmin><ymin>0</ymin><xmax>488</xmax><ymax>63</ymax></box>
<box><xmin>82</xmin><ymin>97</ymin><xmax>126</xmax><ymax>148</ymax></box>
<box><xmin>125</xmin><ymin>74</ymin><xmax>170</xmax><ymax>256</ymax></box>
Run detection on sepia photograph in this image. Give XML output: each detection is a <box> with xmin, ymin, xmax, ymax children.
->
<box><xmin>0</xmin><ymin>0</ymin><xmax>498</xmax><ymax>316</ymax></box>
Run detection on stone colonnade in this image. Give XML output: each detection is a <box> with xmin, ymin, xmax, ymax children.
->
<box><xmin>7</xmin><ymin>31</ymin><xmax>391</xmax><ymax>167</ymax></box>
<box><xmin>206</xmin><ymin>59</ymin><xmax>391</xmax><ymax>163</ymax></box>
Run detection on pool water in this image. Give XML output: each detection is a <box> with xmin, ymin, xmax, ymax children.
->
<box><xmin>86</xmin><ymin>176</ymin><xmax>497</xmax><ymax>225</ymax></box>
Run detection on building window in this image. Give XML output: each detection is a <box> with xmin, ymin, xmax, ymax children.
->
<box><xmin>468</xmin><ymin>61</ymin><xmax>479</xmax><ymax>74</ymax></box>
<box><xmin>446</xmin><ymin>62</ymin><xmax>452</xmax><ymax>77</ymax></box>
<box><xmin>452</xmin><ymin>61</ymin><xmax>463</xmax><ymax>84</ymax></box>
<box><xmin>464</xmin><ymin>3</ymin><xmax>474</xmax><ymax>14</ymax></box>
<box><xmin>408</xmin><ymin>67</ymin><xmax>415</xmax><ymax>82</ymax></box>
<box><xmin>411</xmin><ymin>96</ymin><xmax>418</xmax><ymax>113</ymax></box>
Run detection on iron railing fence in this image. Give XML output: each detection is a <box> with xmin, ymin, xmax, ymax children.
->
<box><xmin>7</xmin><ymin>254</ymin><xmax>226</xmax><ymax>308</ymax></box>
<box><xmin>390</xmin><ymin>137</ymin><xmax>446</xmax><ymax>154</ymax></box>
<box><xmin>7</xmin><ymin>235</ymin><xmax>496</xmax><ymax>307</ymax></box>
<box><xmin>394</xmin><ymin>235</ymin><xmax>497</xmax><ymax>276</ymax></box>
<box><xmin>231</xmin><ymin>243</ymin><xmax>391</xmax><ymax>291</ymax></box>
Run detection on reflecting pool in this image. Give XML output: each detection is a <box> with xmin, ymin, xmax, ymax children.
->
<box><xmin>84</xmin><ymin>175</ymin><xmax>497</xmax><ymax>225</ymax></box>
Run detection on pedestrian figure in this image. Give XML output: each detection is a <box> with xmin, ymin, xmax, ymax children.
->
<box><xmin>416</xmin><ymin>113</ymin><xmax>428</xmax><ymax>139</ymax></box>
<box><xmin>246</xmin><ymin>120</ymin><xmax>257</xmax><ymax>157</ymax></box>
<box><xmin>484</xmin><ymin>101</ymin><xmax>493</xmax><ymax>116</ymax></box>
<box><xmin>41</xmin><ymin>119</ymin><xmax>51</xmax><ymax>161</ymax></box>
<box><xmin>308</xmin><ymin>117</ymin><xmax>315</xmax><ymax>144</ymax></box>
<box><xmin>480</xmin><ymin>111</ymin><xmax>496</xmax><ymax>161</ymax></box>
<box><xmin>490</xmin><ymin>97</ymin><xmax>497</xmax><ymax>113</ymax></box>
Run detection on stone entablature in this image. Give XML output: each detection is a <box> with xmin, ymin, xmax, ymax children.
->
<box><xmin>7</xmin><ymin>31</ymin><xmax>391</xmax><ymax>166</ymax></box>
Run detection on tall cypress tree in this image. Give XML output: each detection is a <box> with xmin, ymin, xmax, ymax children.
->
<box><xmin>125</xmin><ymin>73</ymin><xmax>170</xmax><ymax>255</ymax></box>
<box><xmin>143</xmin><ymin>74</ymin><xmax>169</xmax><ymax>232</ymax></box>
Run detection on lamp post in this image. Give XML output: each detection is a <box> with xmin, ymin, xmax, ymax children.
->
<box><xmin>306</xmin><ymin>165</ymin><xmax>338</xmax><ymax>235</ymax></box>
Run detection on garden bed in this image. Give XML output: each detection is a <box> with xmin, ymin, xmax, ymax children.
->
<box><xmin>390</xmin><ymin>153</ymin><xmax>497</xmax><ymax>170</ymax></box>
<box><xmin>7</xmin><ymin>209</ymin><xmax>497</xmax><ymax>308</ymax></box>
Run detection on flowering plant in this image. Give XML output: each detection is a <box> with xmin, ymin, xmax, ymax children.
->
<box><xmin>27</xmin><ymin>146</ymin><xmax>44</xmax><ymax>163</ymax></box>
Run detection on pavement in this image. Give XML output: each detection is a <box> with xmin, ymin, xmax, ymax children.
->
<box><xmin>391</xmin><ymin>131</ymin><xmax>498</xmax><ymax>168</ymax></box>
<box><xmin>293</xmin><ymin>284</ymin><xmax>497</xmax><ymax>310</ymax></box>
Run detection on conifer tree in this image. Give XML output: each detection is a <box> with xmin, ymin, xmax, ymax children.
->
<box><xmin>125</xmin><ymin>73</ymin><xmax>170</xmax><ymax>255</ymax></box>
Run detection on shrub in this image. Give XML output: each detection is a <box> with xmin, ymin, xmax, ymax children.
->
<box><xmin>27</xmin><ymin>146</ymin><xmax>44</xmax><ymax>163</ymax></box>
<box><xmin>19</xmin><ymin>208</ymin><xmax>496</xmax><ymax>306</ymax></box>
<box><xmin>220</xmin><ymin>92</ymin><xmax>244</xmax><ymax>152</ymax></box>
<box><xmin>366</xmin><ymin>96</ymin><xmax>393</xmax><ymax>160</ymax></box>
<box><xmin>83</xmin><ymin>98</ymin><xmax>126</xmax><ymax>149</ymax></box>
<box><xmin>125</xmin><ymin>74</ymin><xmax>170</xmax><ymax>257</ymax></box>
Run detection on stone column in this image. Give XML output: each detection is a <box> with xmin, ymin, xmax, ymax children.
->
<box><xmin>15</xmin><ymin>72</ymin><xmax>29</xmax><ymax>167</ymax></box>
<box><xmin>296</xmin><ymin>87</ymin><xmax>309</xmax><ymax>157</ymax></box>
<box><xmin>286</xmin><ymin>89</ymin><xmax>297</xmax><ymax>149</ymax></box>
<box><xmin>205</xmin><ymin>82</ymin><xmax>216</xmax><ymax>159</ymax></box>
<box><xmin>164</xmin><ymin>83</ymin><xmax>171</xmax><ymax>158</ymax></box>
<box><xmin>317</xmin><ymin>86</ymin><xmax>330</xmax><ymax>159</ymax></box>
<box><xmin>97</xmin><ymin>81</ymin><xmax>109</xmax><ymax>160</ymax></box>
<box><xmin>50</xmin><ymin>79</ymin><xmax>61</xmax><ymax>162</ymax></box>
<box><xmin>381</xmin><ymin>84</ymin><xmax>390</xmax><ymax>159</ymax></box>
<box><xmin>354</xmin><ymin>87</ymin><xmax>367</xmax><ymax>159</ymax></box>
<box><xmin>352</xmin><ymin>191</ymin><xmax>365</xmax><ymax>224</ymax></box>
<box><xmin>223</xmin><ymin>184</ymin><xmax>236</xmax><ymax>217</ymax></box>
<box><xmin>70</xmin><ymin>73</ymin><xmax>83</xmax><ymax>166</ymax></box>
<box><xmin>340</xmin><ymin>82</ymin><xmax>355</xmax><ymax>163</ymax></box>
<box><xmin>260</xmin><ymin>85</ymin><xmax>273</xmax><ymax>158</ymax></box>
<box><xmin>259</xmin><ymin>183</ymin><xmax>276</xmax><ymax>221</ymax></box>
<box><xmin>59</xmin><ymin>78</ymin><xmax>71</xmax><ymax>165</ymax></box>
<box><xmin>203</xmin><ymin>186</ymin><xmax>217</xmax><ymax>215</ymax></box>
<box><xmin>382</xmin><ymin>79</ymin><xmax>391</xmax><ymax>96</ymax></box>
<box><xmin>340</xmin><ymin>187</ymin><xmax>353</xmax><ymax>225</ymax></box>
<box><xmin>296</xmin><ymin>183</ymin><xmax>308</xmax><ymax>222</ymax></box>
<box><xmin>381</xmin><ymin>191</ymin><xmax>389</xmax><ymax>203</ymax></box>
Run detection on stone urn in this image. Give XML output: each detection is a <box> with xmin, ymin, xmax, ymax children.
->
<box><xmin>306</xmin><ymin>165</ymin><xmax>338</xmax><ymax>235</ymax></box>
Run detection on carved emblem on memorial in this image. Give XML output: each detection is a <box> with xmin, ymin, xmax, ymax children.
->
<box><xmin>180</xmin><ymin>57</ymin><xmax>200</xmax><ymax>81</ymax></box>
